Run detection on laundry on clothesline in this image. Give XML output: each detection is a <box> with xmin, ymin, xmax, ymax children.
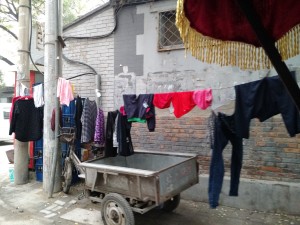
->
<box><xmin>57</xmin><ymin>77</ymin><xmax>74</xmax><ymax>106</ymax></box>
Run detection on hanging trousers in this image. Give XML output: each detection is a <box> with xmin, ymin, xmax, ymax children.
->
<box><xmin>209</xmin><ymin>112</ymin><xmax>243</xmax><ymax>208</ymax></box>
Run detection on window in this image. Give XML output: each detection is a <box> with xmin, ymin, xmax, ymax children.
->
<box><xmin>158</xmin><ymin>10</ymin><xmax>183</xmax><ymax>51</ymax></box>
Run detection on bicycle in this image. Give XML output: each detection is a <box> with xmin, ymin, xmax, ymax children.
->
<box><xmin>58</xmin><ymin>127</ymin><xmax>85</xmax><ymax>194</ymax></box>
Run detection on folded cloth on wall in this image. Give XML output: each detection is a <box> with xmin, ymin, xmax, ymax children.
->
<box><xmin>234</xmin><ymin>72</ymin><xmax>300</xmax><ymax>138</ymax></box>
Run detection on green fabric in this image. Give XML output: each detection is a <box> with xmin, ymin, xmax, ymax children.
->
<box><xmin>128</xmin><ymin>117</ymin><xmax>146</xmax><ymax>123</ymax></box>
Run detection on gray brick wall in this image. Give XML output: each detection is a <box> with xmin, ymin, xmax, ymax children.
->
<box><xmin>62</xmin><ymin>7</ymin><xmax>115</xmax><ymax>113</ymax></box>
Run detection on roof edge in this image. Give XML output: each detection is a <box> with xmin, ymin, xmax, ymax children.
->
<box><xmin>63</xmin><ymin>2</ymin><xmax>111</xmax><ymax>31</ymax></box>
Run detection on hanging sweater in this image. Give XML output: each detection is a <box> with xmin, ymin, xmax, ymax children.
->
<box><xmin>9</xmin><ymin>98</ymin><xmax>44</xmax><ymax>142</ymax></box>
<box><xmin>123</xmin><ymin>94</ymin><xmax>155</xmax><ymax>132</ymax></box>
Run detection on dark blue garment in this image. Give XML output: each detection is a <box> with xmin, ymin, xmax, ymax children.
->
<box><xmin>104</xmin><ymin>110</ymin><xmax>119</xmax><ymax>157</ymax></box>
<box><xmin>117</xmin><ymin>113</ymin><xmax>134</xmax><ymax>157</ymax></box>
<box><xmin>123</xmin><ymin>94</ymin><xmax>156</xmax><ymax>132</ymax></box>
<box><xmin>209</xmin><ymin>112</ymin><xmax>243</xmax><ymax>209</ymax></box>
<box><xmin>234</xmin><ymin>72</ymin><xmax>300</xmax><ymax>139</ymax></box>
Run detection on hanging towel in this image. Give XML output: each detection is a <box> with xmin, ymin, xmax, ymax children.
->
<box><xmin>172</xmin><ymin>91</ymin><xmax>196</xmax><ymax>118</ymax></box>
<box><xmin>33</xmin><ymin>83</ymin><xmax>44</xmax><ymax>107</ymax></box>
<box><xmin>57</xmin><ymin>77</ymin><xmax>74</xmax><ymax>106</ymax></box>
<box><xmin>153</xmin><ymin>92</ymin><xmax>174</xmax><ymax>109</ymax></box>
<box><xmin>193</xmin><ymin>88</ymin><xmax>212</xmax><ymax>110</ymax></box>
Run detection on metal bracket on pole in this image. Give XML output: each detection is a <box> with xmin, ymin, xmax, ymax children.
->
<box><xmin>58</xmin><ymin>36</ymin><xmax>66</xmax><ymax>48</ymax></box>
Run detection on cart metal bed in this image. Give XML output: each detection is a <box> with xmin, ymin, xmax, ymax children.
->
<box><xmin>79</xmin><ymin>150</ymin><xmax>199</xmax><ymax>225</ymax></box>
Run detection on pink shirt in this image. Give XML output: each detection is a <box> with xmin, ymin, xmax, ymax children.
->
<box><xmin>57</xmin><ymin>78</ymin><xmax>74</xmax><ymax>106</ymax></box>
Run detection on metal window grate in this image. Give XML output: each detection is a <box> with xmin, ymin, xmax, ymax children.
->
<box><xmin>158</xmin><ymin>10</ymin><xmax>183</xmax><ymax>51</ymax></box>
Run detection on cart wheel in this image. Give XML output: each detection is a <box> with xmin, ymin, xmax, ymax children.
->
<box><xmin>160</xmin><ymin>194</ymin><xmax>180</xmax><ymax>212</ymax></box>
<box><xmin>101</xmin><ymin>193</ymin><xmax>135</xmax><ymax>225</ymax></box>
<box><xmin>62</xmin><ymin>157</ymin><xmax>72</xmax><ymax>194</ymax></box>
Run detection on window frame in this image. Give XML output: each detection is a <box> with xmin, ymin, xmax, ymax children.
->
<box><xmin>157</xmin><ymin>10</ymin><xmax>184</xmax><ymax>52</ymax></box>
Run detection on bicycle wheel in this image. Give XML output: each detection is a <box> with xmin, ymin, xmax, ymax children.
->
<box><xmin>63</xmin><ymin>157</ymin><xmax>73</xmax><ymax>194</ymax></box>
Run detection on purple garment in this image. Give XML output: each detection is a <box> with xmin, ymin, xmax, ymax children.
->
<box><xmin>94</xmin><ymin>108</ymin><xmax>105</xmax><ymax>145</ymax></box>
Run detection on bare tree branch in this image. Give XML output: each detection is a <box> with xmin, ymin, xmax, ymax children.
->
<box><xmin>0</xmin><ymin>55</ymin><xmax>14</xmax><ymax>65</ymax></box>
<box><xmin>0</xmin><ymin>24</ymin><xmax>17</xmax><ymax>39</ymax></box>
<box><xmin>10</xmin><ymin>0</ymin><xmax>17</xmax><ymax>15</ymax></box>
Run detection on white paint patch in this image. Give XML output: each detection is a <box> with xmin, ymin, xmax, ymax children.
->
<box><xmin>60</xmin><ymin>208</ymin><xmax>103</xmax><ymax>225</ymax></box>
<box><xmin>44</xmin><ymin>213</ymin><xmax>57</xmax><ymax>218</ymax></box>
<box><xmin>45</xmin><ymin>204</ymin><xmax>58</xmax><ymax>211</ymax></box>
<box><xmin>54</xmin><ymin>200</ymin><xmax>66</xmax><ymax>206</ymax></box>
<box><xmin>40</xmin><ymin>209</ymin><xmax>51</xmax><ymax>214</ymax></box>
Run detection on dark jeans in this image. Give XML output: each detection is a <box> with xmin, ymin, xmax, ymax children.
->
<box><xmin>208</xmin><ymin>113</ymin><xmax>243</xmax><ymax>208</ymax></box>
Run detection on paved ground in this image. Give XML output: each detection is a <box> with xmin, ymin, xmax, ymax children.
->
<box><xmin>1</xmin><ymin>143</ymin><xmax>300</xmax><ymax>225</ymax></box>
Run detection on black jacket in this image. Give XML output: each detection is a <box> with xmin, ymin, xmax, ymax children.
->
<box><xmin>9</xmin><ymin>98</ymin><xmax>43</xmax><ymax>142</ymax></box>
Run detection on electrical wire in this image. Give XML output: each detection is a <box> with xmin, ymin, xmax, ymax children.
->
<box><xmin>63</xmin><ymin>4</ymin><xmax>122</xmax><ymax>41</ymax></box>
<box><xmin>62</xmin><ymin>54</ymin><xmax>97</xmax><ymax>74</ymax></box>
<box><xmin>61</xmin><ymin>2</ymin><xmax>125</xmax><ymax>78</ymax></box>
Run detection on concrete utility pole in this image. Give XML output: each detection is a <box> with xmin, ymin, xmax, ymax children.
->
<box><xmin>15</xmin><ymin>0</ymin><xmax>31</xmax><ymax>185</ymax></box>
<box><xmin>44</xmin><ymin>0</ymin><xmax>62</xmax><ymax>194</ymax></box>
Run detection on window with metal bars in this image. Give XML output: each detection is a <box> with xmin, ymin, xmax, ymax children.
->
<box><xmin>158</xmin><ymin>10</ymin><xmax>183</xmax><ymax>51</ymax></box>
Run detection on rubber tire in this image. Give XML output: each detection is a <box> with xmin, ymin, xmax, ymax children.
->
<box><xmin>63</xmin><ymin>157</ymin><xmax>72</xmax><ymax>194</ymax></box>
<box><xmin>160</xmin><ymin>194</ymin><xmax>181</xmax><ymax>212</ymax></box>
<box><xmin>101</xmin><ymin>193</ymin><xmax>135</xmax><ymax>225</ymax></box>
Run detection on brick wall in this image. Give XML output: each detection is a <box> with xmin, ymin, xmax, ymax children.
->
<box><xmin>131</xmin><ymin>114</ymin><xmax>300</xmax><ymax>183</ymax></box>
<box><xmin>62</xmin><ymin>7</ymin><xmax>115</xmax><ymax>113</ymax></box>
